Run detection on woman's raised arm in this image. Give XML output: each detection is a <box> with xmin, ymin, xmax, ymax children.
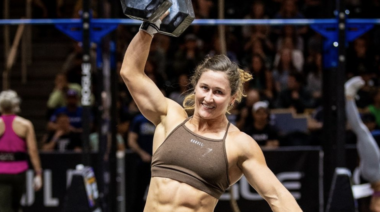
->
<box><xmin>120</xmin><ymin>30</ymin><xmax>169</xmax><ymax>125</ymax></box>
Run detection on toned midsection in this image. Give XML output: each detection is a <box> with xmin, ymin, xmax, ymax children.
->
<box><xmin>144</xmin><ymin>177</ymin><xmax>218</xmax><ymax>212</ymax></box>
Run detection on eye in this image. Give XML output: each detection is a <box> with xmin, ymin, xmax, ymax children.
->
<box><xmin>201</xmin><ymin>86</ymin><xmax>208</xmax><ymax>90</ymax></box>
<box><xmin>215</xmin><ymin>90</ymin><xmax>223</xmax><ymax>95</ymax></box>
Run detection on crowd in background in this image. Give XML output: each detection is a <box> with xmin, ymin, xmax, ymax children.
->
<box><xmin>37</xmin><ymin>0</ymin><xmax>380</xmax><ymax>151</ymax></box>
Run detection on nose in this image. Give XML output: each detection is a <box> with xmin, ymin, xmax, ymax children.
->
<box><xmin>204</xmin><ymin>91</ymin><xmax>213</xmax><ymax>102</ymax></box>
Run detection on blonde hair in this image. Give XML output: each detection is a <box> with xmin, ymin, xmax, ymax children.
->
<box><xmin>183</xmin><ymin>55</ymin><xmax>253</xmax><ymax>113</ymax></box>
<box><xmin>0</xmin><ymin>90</ymin><xmax>21</xmax><ymax>113</ymax></box>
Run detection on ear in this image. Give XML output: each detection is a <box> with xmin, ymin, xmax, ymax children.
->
<box><xmin>230</xmin><ymin>95</ymin><xmax>237</xmax><ymax>105</ymax></box>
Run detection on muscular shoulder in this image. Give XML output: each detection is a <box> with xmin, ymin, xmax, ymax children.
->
<box><xmin>227</xmin><ymin>125</ymin><xmax>261</xmax><ymax>159</ymax></box>
<box><xmin>14</xmin><ymin>116</ymin><xmax>33</xmax><ymax>129</ymax></box>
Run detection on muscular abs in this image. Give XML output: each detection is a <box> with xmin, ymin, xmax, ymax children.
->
<box><xmin>144</xmin><ymin>177</ymin><xmax>218</xmax><ymax>212</ymax></box>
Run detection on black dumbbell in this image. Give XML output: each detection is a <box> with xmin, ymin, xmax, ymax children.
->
<box><xmin>159</xmin><ymin>0</ymin><xmax>195</xmax><ymax>37</ymax></box>
<box><xmin>121</xmin><ymin>0</ymin><xmax>195</xmax><ymax>37</ymax></box>
<box><xmin>120</xmin><ymin>0</ymin><xmax>172</xmax><ymax>22</ymax></box>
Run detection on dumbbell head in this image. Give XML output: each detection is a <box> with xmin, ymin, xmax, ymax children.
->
<box><xmin>120</xmin><ymin>0</ymin><xmax>172</xmax><ymax>22</ymax></box>
<box><xmin>159</xmin><ymin>0</ymin><xmax>195</xmax><ymax>37</ymax></box>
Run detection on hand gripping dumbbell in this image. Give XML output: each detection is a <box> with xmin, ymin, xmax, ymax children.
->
<box><xmin>120</xmin><ymin>0</ymin><xmax>195</xmax><ymax>37</ymax></box>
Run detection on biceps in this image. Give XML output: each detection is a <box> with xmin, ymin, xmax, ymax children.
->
<box><xmin>122</xmin><ymin>74</ymin><xmax>168</xmax><ymax>124</ymax></box>
<box><xmin>26</xmin><ymin>128</ymin><xmax>38</xmax><ymax>151</ymax></box>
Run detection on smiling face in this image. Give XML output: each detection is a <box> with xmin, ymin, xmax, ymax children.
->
<box><xmin>194</xmin><ymin>70</ymin><xmax>234</xmax><ymax>119</ymax></box>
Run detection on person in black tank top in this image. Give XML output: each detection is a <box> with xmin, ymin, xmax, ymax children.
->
<box><xmin>120</xmin><ymin>12</ymin><xmax>302</xmax><ymax>212</ymax></box>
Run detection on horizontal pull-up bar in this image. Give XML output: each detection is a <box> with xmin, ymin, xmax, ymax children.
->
<box><xmin>1</xmin><ymin>18</ymin><xmax>380</xmax><ymax>26</ymax></box>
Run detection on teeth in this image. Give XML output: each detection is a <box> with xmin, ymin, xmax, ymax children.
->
<box><xmin>202</xmin><ymin>103</ymin><xmax>214</xmax><ymax>109</ymax></box>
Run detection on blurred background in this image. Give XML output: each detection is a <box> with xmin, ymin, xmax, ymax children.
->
<box><xmin>1</xmin><ymin>0</ymin><xmax>380</xmax><ymax>211</ymax></box>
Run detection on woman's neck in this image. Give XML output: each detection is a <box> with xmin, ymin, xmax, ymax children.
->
<box><xmin>190</xmin><ymin>114</ymin><xmax>228</xmax><ymax>132</ymax></box>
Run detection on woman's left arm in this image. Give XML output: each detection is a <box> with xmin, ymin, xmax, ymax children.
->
<box><xmin>239</xmin><ymin>134</ymin><xmax>302</xmax><ymax>212</ymax></box>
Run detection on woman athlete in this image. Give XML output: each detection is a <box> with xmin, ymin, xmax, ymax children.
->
<box><xmin>120</xmin><ymin>13</ymin><xmax>302</xmax><ymax>212</ymax></box>
<box><xmin>0</xmin><ymin>90</ymin><xmax>42</xmax><ymax>212</ymax></box>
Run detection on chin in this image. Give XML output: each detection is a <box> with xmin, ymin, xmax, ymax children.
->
<box><xmin>198</xmin><ymin>109</ymin><xmax>222</xmax><ymax>120</ymax></box>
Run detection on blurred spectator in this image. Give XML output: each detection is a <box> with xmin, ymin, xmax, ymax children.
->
<box><xmin>48</xmin><ymin>89</ymin><xmax>84</xmax><ymax>132</ymax></box>
<box><xmin>149</xmin><ymin>39</ymin><xmax>168</xmax><ymax>81</ymax></box>
<box><xmin>236</xmin><ymin>89</ymin><xmax>261</xmax><ymax>130</ymax></box>
<box><xmin>244</xmin><ymin>26</ymin><xmax>274</xmax><ymax>58</ymax></box>
<box><xmin>242</xmin><ymin>1</ymin><xmax>270</xmax><ymax>39</ymax></box>
<box><xmin>243</xmin><ymin>101</ymin><xmax>280</xmax><ymax>148</ymax></box>
<box><xmin>145</xmin><ymin>59</ymin><xmax>165</xmax><ymax>89</ymax></box>
<box><xmin>362</xmin><ymin>113</ymin><xmax>378</xmax><ymax>132</ymax></box>
<box><xmin>248</xmin><ymin>54</ymin><xmax>275</xmax><ymax>101</ymax></box>
<box><xmin>156</xmin><ymin>34</ymin><xmax>172</xmax><ymax>54</ymax></box>
<box><xmin>274</xmin><ymin>38</ymin><xmax>304</xmax><ymax>71</ymax></box>
<box><xmin>362</xmin><ymin>0</ymin><xmax>380</xmax><ymax>18</ymax></box>
<box><xmin>89</xmin><ymin>127</ymin><xmax>126</xmax><ymax>152</ymax></box>
<box><xmin>62</xmin><ymin>42</ymin><xmax>96</xmax><ymax>85</ymax></box>
<box><xmin>275</xmin><ymin>72</ymin><xmax>314</xmax><ymax>113</ymax></box>
<box><xmin>302</xmin><ymin>0</ymin><xmax>323</xmax><ymax>18</ymax></box>
<box><xmin>128</xmin><ymin>114</ymin><xmax>155</xmax><ymax>212</ymax></box>
<box><xmin>208</xmin><ymin>35</ymin><xmax>238</xmax><ymax>64</ymax></box>
<box><xmin>346</xmin><ymin>0</ymin><xmax>363</xmax><ymax>18</ymax></box>
<box><xmin>308</xmin><ymin>106</ymin><xmax>324</xmax><ymax>145</ymax></box>
<box><xmin>305</xmin><ymin>53</ymin><xmax>323</xmax><ymax>104</ymax></box>
<box><xmin>185</xmin><ymin>13</ymin><xmax>213</xmax><ymax>49</ymax></box>
<box><xmin>347</xmin><ymin>37</ymin><xmax>376</xmax><ymax>78</ymax></box>
<box><xmin>32</xmin><ymin>0</ymin><xmax>64</xmax><ymax>18</ymax></box>
<box><xmin>42</xmin><ymin>113</ymin><xmax>82</xmax><ymax>152</ymax></box>
<box><xmin>72</xmin><ymin>0</ymin><xmax>98</xmax><ymax>18</ymax></box>
<box><xmin>368</xmin><ymin>89</ymin><xmax>380</xmax><ymax>128</ymax></box>
<box><xmin>227</xmin><ymin>103</ymin><xmax>240</xmax><ymax>126</ymax></box>
<box><xmin>169</xmin><ymin>74</ymin><xmax>190</xmax><ymax>106</ymax></box>
<box><xmin>307</xmin><ymin>32</ymin><xmax>323</xmax><ymax>56</ymax></box>
<box><xmin>272</xmin><ymin>48</ymin><xmax>298</xmax><ymax>92</ymax></box>
<box><xmin>116</xmin><ymin>26</ymin><xmax>134</xmax><ymax>58</ymax></box>
<box><xmin>274</xmin><ymin>0</ymin><xmax>304</xmax><ymax>19</ymax></box>
<box><xmin>355</xmin><ymin>73</ymin><xmax>377</xmax><ymax>109</ymax></box>
<box><xmin>243</xmin><ymin>38</ymin><xmax>272</xmax><ymax>68</ymax></box>
<box><xmin>47</xmin><ymin>73</ymin><xmax>81</xmax><ymax>119</ymax></box>
<box><xmin>274</xmin><ymin>0</ymin><xmax>307</xmax><ymax>34</ymax></box>
<box><xmin>276</xmin><ymin>25</ymin><xmax>304</xmax><ymax>52</ymax></box>
<box><xmin>173</xmin><ymin>34</ymin><xmax>205</xmax><ymax>77</ymax></box>
<box><xmin>194</xmin><ymin>0</ymin><xmax>216</xmax><ymax>19</ymax></box>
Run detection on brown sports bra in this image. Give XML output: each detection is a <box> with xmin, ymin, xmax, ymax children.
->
<box><xmin>151</xmin><ymin>117</ymin><xmax>230</xmax><ymax>199</ymax></box>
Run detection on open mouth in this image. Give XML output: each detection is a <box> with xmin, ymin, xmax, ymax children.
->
<box><xmin>201</xmin><ymin>103</ymin><xmax>215</xmax><ymax>110</ymax></box>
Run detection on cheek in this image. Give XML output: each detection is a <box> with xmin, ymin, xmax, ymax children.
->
<box><xmin>215</xmin><ymin>97</ymin><xmax>229</xmax><ymax>107</ymax></box>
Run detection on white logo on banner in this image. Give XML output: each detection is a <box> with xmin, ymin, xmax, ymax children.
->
<box><xmin>21</xmin><ymin>170</ymin><xmax>60</xmax><ymax>206</ymax></box>
<box><xmin>81</xmin><ymin>63</ymin><xmax>91</xmax><ymax>106</ymax></box>
<box><xmin>220</xmin><ymin>172</ymin><xmax>303</xmax><ymax>200</ymax></box>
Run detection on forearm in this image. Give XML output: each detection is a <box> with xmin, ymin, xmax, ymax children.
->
<box><xmin>269</xmin><ymin>189</ymin><xmax>302</xmax><ymax>212</ymax></box>
<box><xmin>128</xmin><ymin>140</ymin><xmax>148</xmax><ymax>156</ymax></box>
<box><xmin>120</xmin><ymin>31</ymin><xmax>152</xmax><ymax>78</ymax></box>
<box><xmin>42</xmin><ymin>140</ymin><xmax>56</xmax><ymax>150</ymax></box>
<box><xmin>29</xmin><ymin>149</ymin><xmax>42</xmax><ymax>174</ymax></box>
<box><xmin>47</xmin><ymin>122</ymin><xmax>58</xmax><ymax>131</ymax></box>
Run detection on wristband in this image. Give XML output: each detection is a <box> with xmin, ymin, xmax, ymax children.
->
<box><xmin>139</xmin><ymin>19</ymin><xmax>162</xmax><ymax>37</ymax></box>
